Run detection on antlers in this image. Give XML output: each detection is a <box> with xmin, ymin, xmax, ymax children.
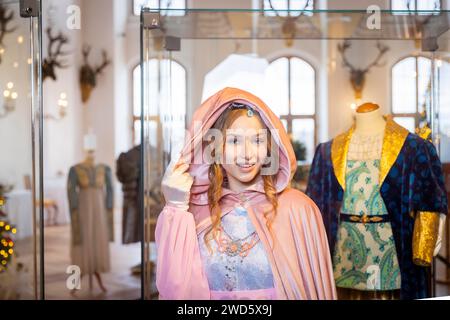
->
<box><xmin>0</xmin><ymin>5</ymin><xmax>16</xmax><ymax>46</ymax></box>
<box><xmin>82</xmin><ymin>45</ymin><xmax>111</xmax><ymax>76</ymax></box>
<box><xmin>337</xmin><ymin>40</ymin><xmax>390</xmax><ymax>100</ymax></box>
<box><xmin>362</xmin><ymin>41</ymin><xmax>390</xmax><ymax>73</ymax></box>
<box><xmin>266</xmin><ymin>0</ymin><xmax>312</xmax><ymax>47</ymax></box>
<box><xmin>0</xmin><ymin>5</ymin><xmax>17</xmax><ymax>63</ymax></box>
<box><xmin>43</xmin><ymin>27</ymin><xmax>70</xmax><ymax>81</ymax></box>
<box><xmin>337</xmin><ymin>40</ymin><xmax>354</xmax><ymax>70</ymax></box>
<box><xmin>338</xmin><ymin>40</ymin><xmax>389</xmax><ymax>73</ymax></box>
<box><xmin>80</xmin><ymin>45</ymin><xmax>111</xmax><ymax>103</ymax></box>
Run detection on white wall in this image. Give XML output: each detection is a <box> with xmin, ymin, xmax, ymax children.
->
<box><xmin>42</xmin><ymin>0</ymin><xmax>84</xmax><ymax>179</ymax></box>
<box><xmin>0</xmin><ymin>2</ymin><xmax>33</xmax><ymax>189</ymax></box>
<box><xmin>40</xmin><ymin>0</ymin><xmax>132</xmax><ymax>211</ymax></box>
<box><xmin>43</xmin><ymin>0</ymin><xmax>133</xmax><ymax>178</ymax></box>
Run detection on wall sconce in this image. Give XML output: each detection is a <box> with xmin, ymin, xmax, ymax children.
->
<box><xmin>0</xmin><ymin>82</ymin><xmax>17</xmax><ymax>118</ymax></box>
<box><xmin>44</xmin><ymin>92</ymin><xmax>68</xmax><ymax>121</ymax></box>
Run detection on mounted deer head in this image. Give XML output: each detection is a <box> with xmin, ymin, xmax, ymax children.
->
<box><xmin>268</xmin><ymin>0</ymin><xmax>312</xmax><ymax>47</ymax></box>
<box><xmin>42</xmin><ymin>27</ymin><xmax>70</xmax><ymax>81</ymax></box>
<box><xmin>0</xmin><ymin>5</ymin><xmax>17</xmax><ymax>64</ymax></box>
<box><xmin>79</xmin><ymin>45</ymin><xmax>111</xmax><ymax>103</ymax></box>
<box><xmin>337</xmin><ymin>40</ymin><xmax>389</xmax><ymax>100</ymax></box>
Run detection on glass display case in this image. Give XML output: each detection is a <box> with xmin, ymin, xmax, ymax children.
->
<box><xmin>0</xmin><ymin>0</ymin><xmax>43</xmax><ymax>299</ymax></box>
<box><xmin>140</xmin><ymin>7</ymin><xmax>450</xmax><ymax>299</ymax></box>
<box><xmin>2</xmin><ymin>1</ymin><xmax>450</xmax><ymax>300</ymax></box>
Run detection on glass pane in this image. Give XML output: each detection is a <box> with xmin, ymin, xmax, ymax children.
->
<box><xmin>0</xmin><ymin>1</ymin><xmax>42</xmax><ymax>300</ymax></box>
<box><xmin>40</xmin><ymin>2</ymin><xmax>141</xmax><ymax>300</ymax></box>
<box><xmin>291</xmin><ymin>118</ymin><xmax>315</xmax><ymax>163</ymax></box>
<box><xmin>392</xmin><ymin>57</ymin><xmax>417</xmax><ymax>114</ymax></box>
<box><xmin>434</xmin><ymin>54</ymin><xmax>450</xmax><ymax>298</ymax></box>
<box><xmin>134</xmin><ymin>0</ymin><xmax>158</xmax><ymax>16</ymax></box>
<box><xmin>134</xmin><ymin>0</ymin><xmax>186</xmax><ymax>16</ymax></box>
<box><xmin>140</xmin><ymin>7</ymin><xmax>450</xmax><ymax>300</ymax></box>
<box><xmin>290</xmin><ymin>0</ymin><xmax>314</xmax><ymax>16</ymax></box>
<box><xmin>141</xmin><ymin>8</ymin><xmax>450</xmax><ymax>40</ymax></box>
<box><xmin>263</xmin><ymin>0</ymin><xmax>314</xmax><ymax>17</ymax></box>
<box><xmin>393</xmin><ymin>0</ymin><xmax>442</xmax><ymax>11</ymax></box>
<box><xmin>419</xmin><ymin>0</ymin><xmax>441</xmax><ymax>11</ymax></box>
<box><xmin>417</xmin><ymin>56</ymin><xmax>432</xmax><ymax>114</ymax></box>
<box><xmin>167</xmin><ymin>60</ymin><xmax>186</xmax><ymax>118</ymax></box>
<box><xmin>133</xmin><ymin>65</ymin><xmax>141</xmax><ymax>117</ymax></box>
<box><xmin>439</xmin><ymin>59</ymin><xmax>450</xmax><ymax>163</ymax></box>
<box><xmin>391</xmin><ymin>0</ymin><xmax>416</xmax><ymax>11</ymax></box>
<box><xmin>393</xmin><ymin>116</ymin><xmax>416</xmax><ymax>132</ymax></box>
<box><xmin>134</xmin><ymin>120</ymin><xmax>141</xmax><ymax>146</ymax></box>
<box><xmin>145</xmin><ymin>59</ymin><xmax>186</xmax><ymax>119</ymax></box>
<box><xmin>263</xmin><ymin>0</ymin><xmax>288</xmax><ymax>16</ymax></box>
<box><xmin>290</xmin><ymin>57</ymin><xmax>315</xmax><ymax>115</ymax></box>
<box><xmin>148</xmin><ymin>59</ymin><xmax>159</xmax><ymax>117</ymax></box>
<box><xmin>264</xmin><ymin>57</ymin><xmax>289</xmax><ymax>116</ymax></box>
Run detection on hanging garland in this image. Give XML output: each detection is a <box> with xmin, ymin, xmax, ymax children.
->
<box><xmin>0</xmin><ymin>195</ymin><xmax>16</xmax><ymax>273</ymax></box>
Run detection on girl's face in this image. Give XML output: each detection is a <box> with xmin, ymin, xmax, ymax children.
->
<box><xmin>221</xmin><ymin>114</ymin><xmax>268</xmax><ymax>192</ymax></box>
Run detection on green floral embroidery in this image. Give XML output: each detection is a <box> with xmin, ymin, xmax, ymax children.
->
<box><xmin>342</xmin><ymin>223</ymin><xmax>368</xmax><ymax>269</ymax></box>
<box><xmin>333</xmin><ymin>160</ymin><xmax>401</xmax><ymax>291</ymax></box>
<box><xmin>342</xmin><ymin>162</ymin><xmax>370</xmax><ymax>213</ymax></box>
<box><xmin>367</xmin><ymin>223</ymin><xmax>389</xmax><ymax>248</ymax></box>
<box><xmin>335</xmin><ymin>270</ymin><xmax>367</xmax><ymax>288</ymax></box>
<box><xmin>380</xmin><ymin>246</ymin><xmax>401</xmax><ymax>290</ymax></box>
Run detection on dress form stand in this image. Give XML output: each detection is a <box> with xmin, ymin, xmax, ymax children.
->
<box><xmin>354</xmin><ymin>102</ymin><xmax>445</xmax><ymax>256</ymax></box>
<box><xmin>341</xmin><ymin>102</ymin><xmax>446</xmax><ymax>300</ymax></box>
<box><xmin>82</xmin><ymin>150</ymin><xmax>108</xmax><ymax>294</ymax></box>
<box><xmin>335</xmin><ymin>102</ymin><xmax>401</xmax><ymax>299</ymax></box>
<box><xmin>354</xmin><ymin>102</ymin><xmax>386</xmax><ymax>136</ymax></box>
<box><xmin>69</xmin><ymin>148</ymin><xmax>109</xmax><ymax>297</ymax></box>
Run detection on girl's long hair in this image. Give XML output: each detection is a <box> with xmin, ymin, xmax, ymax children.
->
<box><xmin>204</xmin><ymin>107</ymin><xmax>278</xmax><ymax>254</ymax></box>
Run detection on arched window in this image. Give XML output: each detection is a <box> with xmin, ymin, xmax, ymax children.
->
<box><xmin>262</xmin><ymin>0</ymin><xmax>314</xmax><ymax>16</ymax></box>
<box><xmin>132</xmin><ymin>59</ymin><xmax>187</xmax><ymax>146</ymax></box>
<box><xmin>391</xmin><ymin>0</ymin><xmax>440</xmax><ymax>12</ymax></box>
<box><xmin>391</xmin><ymin>56</ymin><xmax>434</xmax><ymax>132</ymax></box>
<box><xmin>133</xmin><ymin>0</ymin><xmax>186</xmax><ymax>16</ymax></box>
<box><xmin>265</xmin><ymin>56</ymin><xmax>316</xmax><ymax>163</ymax></box>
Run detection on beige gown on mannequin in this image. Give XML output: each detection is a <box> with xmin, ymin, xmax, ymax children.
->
<box><xmin>67</xmin><ymin>154</ymin><xmax>114</xmax><ymax>277</ymax></box>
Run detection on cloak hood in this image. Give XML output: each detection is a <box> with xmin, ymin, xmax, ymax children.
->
<box><xmin>177</xmin><ymin>87</ymin><xmax>297</xmax><ymax>205</ymax></box>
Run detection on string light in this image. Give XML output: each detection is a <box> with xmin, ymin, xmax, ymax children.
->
<box><xmin>0</xmin><ymin>197</ymin><xmax>16</xmax><ymax>272</ymax></box>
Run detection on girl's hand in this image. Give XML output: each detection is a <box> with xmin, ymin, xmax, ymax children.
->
<box><xmin>161</xmin><ymin>154</ymin><xmax>193</xmax><ymax>212</ymax></box>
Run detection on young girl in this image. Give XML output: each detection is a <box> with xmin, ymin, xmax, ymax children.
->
<box><xmin>155</xmin><ymin>87</ymin><xmax>336</xmax><ymax>300</ymax></box>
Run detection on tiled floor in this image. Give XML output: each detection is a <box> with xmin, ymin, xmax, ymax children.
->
<box><xmin>43</xmin><ymin>223</ymin><xmax>142</xmax><ymax>300</ymax></box>
<box><xmin>7</xmin><ymin>221</ymin><xmax>450</xmax><ymax>300</ymax></box>
<box><xmin>9</xmin><ymin>219</ymin><xmax>146</xmax><ymax>300</ymax></box>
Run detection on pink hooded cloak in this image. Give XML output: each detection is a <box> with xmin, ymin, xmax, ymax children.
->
<box><xmin>155</xmin><ymin>87</ymin><xmax>337</xmax><ymax>300</ymax></box>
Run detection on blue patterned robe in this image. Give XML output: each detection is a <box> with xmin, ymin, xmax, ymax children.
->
<box><xmin>306</xmin><ymin>119</ymin><xmax>448</xmax><ymax>299</ymax></box>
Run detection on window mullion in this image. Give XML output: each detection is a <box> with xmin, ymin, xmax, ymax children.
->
<box><xmin>288</xmin><ymin>57</ymin><xmax>292</xmax><ymax>134</ymax></box>
<box><xmin>415</xmin><ymin>57</ymin><xmax>418</xmax><ymax>129</ymax></box>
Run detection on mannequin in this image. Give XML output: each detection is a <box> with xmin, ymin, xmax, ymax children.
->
<box><xmin>354</xmin><ymin>103</ymin><xmax>446</xmax><ymax>257</ymax></box>
<box><xmin>116</xmin><ymin>145</ymin><xmax>141</xmax><ymax>245</ymax></box>
<box><xmin>306</xmin><ymin>102</ymin><xmax>448</xmax><ymax>299</ymax></box>
<box><xmin>116</xmin><ymin>145</ymin><xmax>142</xmax><ymax>275</ymax></box>
<box><xmin>354</xmin><ymin>103</ymin><xmax>386</xmax><ymax>135</ymax></box>
<box><xmin>67</xmin><ymin>134</ymin><xmax>114</xmax><ymax>294</ymax></box>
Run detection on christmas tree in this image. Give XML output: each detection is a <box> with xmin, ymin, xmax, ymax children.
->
<box><xmin>0</xmin><ymin>191</ymin><xmax>16</xmax><ymax>273</ymax></box>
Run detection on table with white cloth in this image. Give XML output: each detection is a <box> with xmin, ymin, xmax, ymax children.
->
<box><xmin>44</xmin><ymin>177</ymin><xmax>70</xmax><ymax>225</ymax></box>
<box><xmin>2</xmin><ymin>189</ymin><xmax>33</xmax><ymax>240</ymax></box>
